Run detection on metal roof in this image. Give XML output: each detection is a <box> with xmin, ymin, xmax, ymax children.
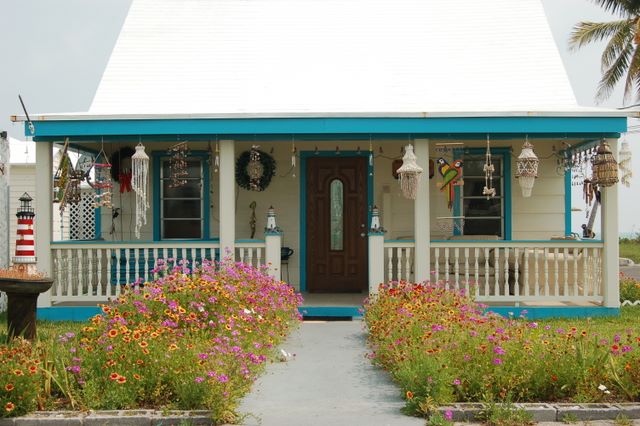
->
<box><xmin>12</xmin><ymin>0</ymin><xmax>634</xmax><ymax>120</ymax></box>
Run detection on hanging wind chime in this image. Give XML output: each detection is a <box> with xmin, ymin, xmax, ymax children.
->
<box><xmin>92</xmin><ymin>144</ymin><xmax>113</xmax><ymax>209</ymax></box>
<box><xmin>131</xmin><ymin>142</ymin><xmax>149</xmax><ymax>239</ymax></box>
<box><xmin>168</xmin><ymin>141</ymin><xmax>189</xmax><ymax>188</ymax></box>
<box><xmin>591</xmin><ymin>139</ymin><xmax>619</xmax><ymax>187</ymax></box>
<box><xmin>516</xmin><ymin>136</ymin><xmax>539</xmax><ymax>198</ymax></box>
<box><xmin>619</xmin><ymin>140</ymin><xmax>632</xmax><ymax>187</ymax></box>
<box><xmin>248</xmin><ymin>145</ymin><xmax>264</xmax><ymax>191</ymax></box>
<box><xmin>396</xmin><ymin>144</ymin><xmax>423</xmax><ymax>200</ymax></box>
<box><xmin>291</xmin><ymin>138</ymin><xmax>297</xmax><ymax>178</ymax></box>
<box><xmin>482</xmin><ymin>135</ymin><xmax>496</xmax><ymax>199</ymax></box>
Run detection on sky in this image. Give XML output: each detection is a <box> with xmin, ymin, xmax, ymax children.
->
<box><xmin>0</xmin><ymin>0</ymin><xmax>637</xmax><ymax>233</ymax></box>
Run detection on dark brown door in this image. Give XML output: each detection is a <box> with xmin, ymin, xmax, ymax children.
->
<box><xmin>306</xmin><ymin>156</ymin><xmax>368</xmax><ymax>293</ymax></box>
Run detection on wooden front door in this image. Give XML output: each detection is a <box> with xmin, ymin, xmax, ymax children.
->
<box><xmin>306</xmin><ymin>156</ymin><xmax>368</xmax><ymax>293</ymax></box>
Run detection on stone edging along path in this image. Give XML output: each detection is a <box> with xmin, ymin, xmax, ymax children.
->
<box><xmin>2</xmin><ymin>404</ymin><xmax>639</xmax><ymax>425</ymax></box>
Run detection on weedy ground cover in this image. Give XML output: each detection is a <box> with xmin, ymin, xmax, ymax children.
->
<box><xmin>365</xmin><ymin>281</ymin><xmax>640</xmax><ymax>418</ymax></box>
<box><xmin>0</xmin><ymin>259</ymin><xmax>302</xmax><ymax>423</ymax></box>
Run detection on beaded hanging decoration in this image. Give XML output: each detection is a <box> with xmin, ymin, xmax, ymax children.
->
<box><xmin>168</xmin><ymin>142</ymin><xmax>189</xmax><ymax>188</ymax></box>
<box><xmin>92</xmin><ymin>140</ymin><xmax>113</xmax><ymax>208</ymax></box>
<box><xmin>131</xmin><ymin>142</ymin><xmax>150</xmax><ymax>239</ymax></box>
<box><xmin>482</xmin><ymin>135</ymin><xmax>496</xmax><ymax>199</ymax></box>
<box><xmin>619</xmin><ymin>140</ymin><xmax>632</xmax><ymax>187</ymax></box>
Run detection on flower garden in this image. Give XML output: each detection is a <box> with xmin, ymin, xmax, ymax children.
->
<box><xmin>365</xmin><ymin>279</ymin><xmax>640</xmax><ymax>418</ymax></box>
<box><xmin>0</xmin><ymin>260</ymin><xmax>302</xmax><ymax>423</ymax></box>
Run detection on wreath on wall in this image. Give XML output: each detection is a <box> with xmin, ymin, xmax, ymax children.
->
<box><xmin>109</xmin><ymin>146</ymin><xmax>136</xmax><ymax>182</ymax></box>
<box><xmin>235</xmin><ymin>147</ymin><xmax>276</xmax><ymax>191</ymax></box>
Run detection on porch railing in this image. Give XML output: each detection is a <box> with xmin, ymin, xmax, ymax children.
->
<box><xmin>383</xmin><ymin>240</ymin><xmax>604</xmax><ymax>304</ymax></box>
<box><xmin>50</xmin><ymin>241</ymin><xmax>221</xmax><ymax>303</ymax></box>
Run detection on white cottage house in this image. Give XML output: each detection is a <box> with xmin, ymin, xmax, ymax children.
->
<box><xmin>11</xmin><ymin>0</ymin><xmax>631</xmax><ymax>318</ymax></box>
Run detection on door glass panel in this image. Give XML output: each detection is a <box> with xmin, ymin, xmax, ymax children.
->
<box><xmin>330</xmin><ymin>179</ymin><xmax>344</xmax><ymax>251</ymax></box>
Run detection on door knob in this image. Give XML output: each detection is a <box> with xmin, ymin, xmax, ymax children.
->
<box><xmin>360</xmin><ymin>233</ymin><xmax>366</xmax><ymax>237</ymax></box>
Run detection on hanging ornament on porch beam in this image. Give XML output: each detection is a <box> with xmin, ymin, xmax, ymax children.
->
<box><xmin>591</xmin><ymin>139</ymin><xmax>619</xmax><ymax>187</ymax></box>
<box><xmin>291</xmin><ymin>137</ymin><xmax>297</xmax><ymax>178</ymax></box>
<box><xmin>248</xmin><ymin>145</ymin><xmax>265</xmax><ymax>191</ymax></box>
<box><xmin>396</xmin><ymin>144</ymin><xmax>423</xmax><ymax>200</ymax></box>
<box><xmin>516</xmin><ymin>135</ymin><xmax>539</xmax><ymax>198</ymax></box>
<box><xmin>619</xmin><ymin>140</ymin><xmax>632</xmax><ymax>187</ymax></box>
<box><xmin>168</xmin><ymin>141</ymin><xmax>189</xmax><ymax>188</ymax></box>
<box><xmin>92</xmin><ymin>149</ymin><xmax>113</xmax><ymax>209</ymax></box>
<box><xmin>131</xmin><ymin>142</ymin><xmax>149</xmax><ymax>239</ymax></box>
<box><xmin>482</xmin><ymin>134</ymin><xmax>496</xmax><ymax>199</ymax></box>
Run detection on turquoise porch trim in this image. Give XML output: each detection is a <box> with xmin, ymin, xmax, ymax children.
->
<box><xmin>152</xmin><ymin>151</ymin><xmax>210</xmax><ymax>241</ymax></box>
<box><xmin>28</xmin><ymin>117</ymin><xmax>626</xmax><ymax>139</ymax></box>
<box><xmin>485</xmin><ymin>306</ymin><xmax>620</xmax><ymax>319</ymax></box>
<box><xmin>299</xmin><ymin>151</ymin><xmax>374</xmax><ymax>292</ymax></box>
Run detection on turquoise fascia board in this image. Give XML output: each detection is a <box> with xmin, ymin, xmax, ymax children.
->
<box><xmin>27</xmin><ymin>117</ymin><xmax>627</xmax><ymax>138</ymax></box>
<box><xmin>485</xmin><ymin>306</ymin><xmax>620</xmax><ymax>319</ymax></box>
<box><xmin>299</xmin><ymin>150</ymin><xmax>373</xmax><ymax>292</ymax></box>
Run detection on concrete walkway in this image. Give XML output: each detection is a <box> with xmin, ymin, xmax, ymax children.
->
<box><xmin>239</xmin><ymin>321</ymin><xmax>423</xmax><ymax>426</ymax></box>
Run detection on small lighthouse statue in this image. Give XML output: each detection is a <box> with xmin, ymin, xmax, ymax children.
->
<box><xmin>13</xmin><ymin>192</ymin><xmax>37</xmax><ymax>274</ymax></box>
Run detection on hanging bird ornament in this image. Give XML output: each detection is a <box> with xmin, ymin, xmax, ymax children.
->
<box><xmin>437</xmin><ymin>158</ymin><xmax>463</xmax><ymax>210</ymax></box>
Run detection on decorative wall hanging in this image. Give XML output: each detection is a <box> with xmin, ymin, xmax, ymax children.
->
<box><xmin>482</xmin><ymin>135</ymin><xmax>496</xmax><ymax>199</ymax></box>
<box><xmin>131</xmin><ymin>143</ymin><xmax>149</xmax><ymax>239</ymax></box>
<box><xmin>291</xmin><ymin>139</ymin><xmax>297</xmax><ymax>178</ymax></box>
<box><xmin>249</xmin><ymin>201</ymin><xmax>257</xmax><ymax>239</ymax></box>
<box><xmin>214</xmin><ymin>141</ymin><xmax>220</xmax><ymax>173</ymax></box>
<box><xmin>396</xmin><ymin>144</ymin><xmax>423</xmax><ymax>199</ymax></box>
<box><xmin>109</xmin><ymin>146</ymin><xmax>135</xmax><ymax>182</ymax></box>
<box><xmin>235</xmin><ymin>147</ymin><xmax>276</xmax><ymax>191</ymax></box>
<box><xmin>168</xmin><ymin>141</ymin><xmax>189</xmax><ymax>188</ymax></box>
<box><xmin>591</xmin><ymin>139</ymin><xmax>619</xmax><ymax>187</ymax></box>
<box><xmin>53</xmin><ymin>138</ymin><xmax>71</xmax><ymax>205</ymax></box>
<box><xmin>91</xmin><ymin>139</ymin><xmax>113</xmax><ymax>209</ymax></box>
<box><xmin>619</xmin><ymin>140</ymin><xmax>632</xmax><ymax>187</ymax></box>
<box><xmin>436</xmin><ymin>158</ymin><xmax>463</xmax><ymax>210</ymax></box>
<box><xmin>515</xmin><ymin>136</ymin><xmax>539</xmax><ymax>198</ymax></box>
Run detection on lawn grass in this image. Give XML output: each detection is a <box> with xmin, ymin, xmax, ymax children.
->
<box><xmin>620</xmin><ymin>238</ymin><xmax>640</xmax><ymax>263</ymax></box>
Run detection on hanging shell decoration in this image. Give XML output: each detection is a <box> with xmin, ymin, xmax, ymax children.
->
<box><xmin>168</xmin><ymin>142</ymin><xmax>189</xmax><ymax>188</ymax></box>
<box><xmin>516</xmin><ymin>138</ymin><xmax>539</xmax><ymax>198</ymax></box>
<box><xmin>619</xmin><ymin>141</ymin><xmax>632</xmax><ymax>187</ymax></box>
<box><xmin>247</xmin><ymin>145</ymin><xmax>264</xmax><ymax>191</ymax></box>
<box><xmin>482</xmin><ymin>135</ymin><xmax>496</xmax><ymax>199</ymax></box>
<box><xmin>131</xmin><ymin>143</ymin><xmax>150</xmax><ymax>239</ymax></box>
<box><xmin>591</xmin><ymin>139</ymin><xmax>619</xmax><ymax>187</ymax></box>
<box><xmin>396</xmin><ymin>144</ymin><xmax>423</xmax><ymax>199</ymax></box>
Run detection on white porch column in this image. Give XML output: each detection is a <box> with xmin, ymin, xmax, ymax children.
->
<box><xmin>35</xmin><ymin>142</ymin><xmax>53</xmax><ymax>307</ymax></box>
<box><xmin>413</xmin><ymin>138</ymin><xmax>431</xmax><ymax>283</ymax></box>
<box><xmin>601</xmin><ymin>138</ymin><xmax>620</xmax><ymax>308</ymax></box>
<box><xmin>219</xmin><ymin>139</ymin><xmax>235</xmax><ymax>260</ymax></box>
<box><xmin>265</xmin><ymin>232</ymin><xmax>282</xmax><ymax>280</ymax></box>
<box><xmin>368</xmin><ymin>233</ymin><xmax>385</xmax><ymax>294</ymax></box>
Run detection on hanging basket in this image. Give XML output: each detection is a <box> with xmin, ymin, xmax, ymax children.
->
<box><xmin>235</xmin><ymin>148</ymin><xmax>276</xmax><ymax>191</ymax></box>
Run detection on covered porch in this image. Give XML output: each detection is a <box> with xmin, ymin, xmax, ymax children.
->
<box><xmin>18</xmin><ymin>115</ymin><xmax>626</xmax><ymax>314</ymax></box>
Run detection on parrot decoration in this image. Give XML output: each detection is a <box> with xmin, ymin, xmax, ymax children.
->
<box><xmin>437</xmin><ymin>158</ymin><xmax>463</xmax><ymax>210</ymax></box>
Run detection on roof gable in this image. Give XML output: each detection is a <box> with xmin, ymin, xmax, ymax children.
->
<box><xmin>89</xmin><ymin>0</ymin><xmax>578</xmax><ymax>116</ymax></box>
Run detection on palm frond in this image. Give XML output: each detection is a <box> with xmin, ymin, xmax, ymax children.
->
<box><xmin>601</xmin><ymin>20</ymin><xmax>634</xmax><ymax>69</ymax></box>
<box><xmin>596</xmin><ymin>41</ymin><xmax>633</xmax><ymax>102</ymax></box>
<box><xmin>569</xmin><ymin>20</ymin><xmax>631</xmax><ymax>51</ymax></box>
<box><xmin>590</xmin><ymin>0</ymin><xmax>640</xmax><ymax>16</ymax></box>
<box><xmin>624</xmin><ymin>47</ymin><xmax>640</xmax><ymax>101</ymax></box>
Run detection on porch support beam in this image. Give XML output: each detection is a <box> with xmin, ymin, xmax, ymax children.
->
<box><xmin>601</xmin><ymin>137</ymin><xmax>620</xmax><ymax>308</ymax></box>
<box><xmin>414</xmin><ymin>138</ymin><xmax>431</xmax><ymax>283</ymax></box>
<box><xmin>35</xmin><ymin>142</ymin><xmax>53</xmax><ymax>307</ymax></box>
<box><xmin>219</xmin><ymin>139</ymin><xmax>235</xmax><ymax>260</ymax></box>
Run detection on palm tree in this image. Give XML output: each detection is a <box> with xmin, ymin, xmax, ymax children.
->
<box><xmin>570</xmin><ymin>0</ymin><xmax>640</xmax><ymax>103</ymax></box>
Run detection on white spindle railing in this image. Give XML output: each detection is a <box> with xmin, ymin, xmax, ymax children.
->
<box><xmin>383</xmin><ymin>240</ymin><xmax>605</xmax><ymax>304</ymax></box>
<box><xmin>235</xmin><ymin>241</ymin><xmax>266</xmax><ymax>269</ymax></box>
<box><xmin>51</xmin><ymin>242</ymin><xmax>220</xmax><ymax>303</ymax></box>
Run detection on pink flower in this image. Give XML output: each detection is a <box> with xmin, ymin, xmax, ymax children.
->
<box><xmin>452</xmin><ymin>378</ymin><xmax>461</xmax><ymax>385</ymax></box>
<box><xmin>493</xmin><ymin>346</ymin><xmax>506</xmax><ymax>355</ymax></box>
<box><xmin>493</xmin><ymin>358</ymin><xmax>503</xmax><ymax>365</ymax></box>
<box><xmin>444</xmin><ymin>410</ymin><xmax>453</xmax><ymax>421</ymax></box>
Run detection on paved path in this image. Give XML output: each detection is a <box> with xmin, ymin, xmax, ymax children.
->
<box><xmin>621</xmin><ymin>265</ymin><xmax>640</xmax><ymax>281</ymax></box>
<box><xmin>239</xmin><ymin>321</ymin><xmax>423</xmax><ymax>426</ymax></box>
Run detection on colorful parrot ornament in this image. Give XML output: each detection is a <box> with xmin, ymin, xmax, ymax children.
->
<box><xmin>437</xmin><ymin>158</ymin><xmax>463</xmax><ymax>210</ymax></box>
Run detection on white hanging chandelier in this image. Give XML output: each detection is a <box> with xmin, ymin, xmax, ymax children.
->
<box><xmin>396</xmin><ymin>144</ymin><xmax>423</xmax><ymax>200</ymax></box>
<box><xmin>131</xmin><ymin>143</ymin><xmax>150</xmax><ymax>239</ymax></box>
<box><xmin>516</xmin><ymin>136</ymin><xmax>539</xmax><ymax>198</ymax></box>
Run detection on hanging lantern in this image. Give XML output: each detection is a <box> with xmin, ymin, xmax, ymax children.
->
<box><xmin>396</xmin><ymin>144</ymin><xmax>423</xmax><ymax>200</ymax></box>
<box><xmin>131</xmin><ymin>143</ymin><xmax>150</xmax><ymax>239</ymax></box>
<box><xmin>619</xmin><ymin>141</ymin><xmax>632</xmax><ymax>187</ymax></box>
<box><xmin>591</xmin><ymin>139</ymin><xmax>619</xmax><ymax>187</ymax></box>
<box><xmin>516</xmin><ymin>138</ymin><xmax>539</xmax><ymax>198</ymax></box>
<box><xmin>247</xmin><ymin>145</ymin><xmax>264</xmax><ymax>191</ymax></box>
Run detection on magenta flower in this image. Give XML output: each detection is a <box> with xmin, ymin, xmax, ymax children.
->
<box><xmin>194</xmin><ymin>377</ymin><xmax>205</xmax><ymax>383</ymax></box>
<box><xmin>444</xmin><ymin>410</ymin><xmax>453</xmax><ymax>421</ymax></box>
<box><xmin>452</xmin><ymin>378</ymin><xmax>461</xmax><ymax>385</ymax></box>
<box><xmin>493</xmin><ymin>358</ymin><xmax>503</xmax><ymax>365</ymax></box>
<box><xmin>493</xmin><ymin>346</ymin><xmax>506</xmax><ymax>355</ymax></box>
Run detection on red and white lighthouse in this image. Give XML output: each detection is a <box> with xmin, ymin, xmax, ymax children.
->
<box><xmin>13</xmin><ymin>192</ymin><xmax>37</xmax><ymax>273</ymax></box>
